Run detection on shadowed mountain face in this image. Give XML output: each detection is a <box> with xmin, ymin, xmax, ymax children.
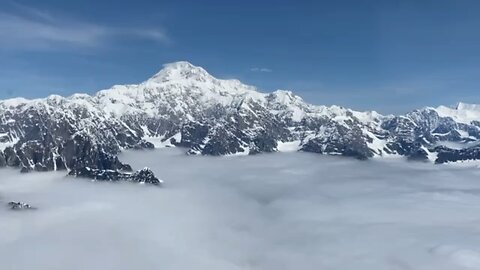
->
<box><xmin>0</xmin><ymin>61</ymin><xmax>479</xmax><ymax>174</ymax></box>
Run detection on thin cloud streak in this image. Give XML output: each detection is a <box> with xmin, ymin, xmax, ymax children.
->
<box><xmin>0</xmin><ymin>9</ymin><xmax>169</xmax><ymax>51</ymax></box>
<box><xmin>250</xmin><ymin>67</ymin><xmax>273</xmax><ymax>73</ymax></box>
<box><xmin>130</xmin><ymin>29</ymin><xmax>170</xmax><ymax>43</ymax></box>
<box><xmin>0</xmin><ymin>13</ymin><xmax>107</xmax><ymax>48</ymax></box>
<box><xmin>8</xmin><ymin>0</ymin><xmax>56</xmax><ymax>22</ymax></box>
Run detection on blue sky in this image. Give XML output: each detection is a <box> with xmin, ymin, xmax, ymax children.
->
<box><xmin>0</xmin><ymin>0</ymin><xmax>479</xmax><ymax>113</ymax></box>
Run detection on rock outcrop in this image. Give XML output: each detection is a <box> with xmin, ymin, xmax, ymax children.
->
<box><xmin>69</xmin><ymin>167</ymin><xmax>162</xmax><ymax>186</ymax></box>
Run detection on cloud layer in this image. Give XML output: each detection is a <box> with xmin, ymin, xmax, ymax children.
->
<box><xmin>2</xmin><ymin>148</ymin><xmax>480</xmax><ymax>269</ymax></box>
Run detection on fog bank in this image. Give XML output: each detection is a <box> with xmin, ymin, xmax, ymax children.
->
<box><xmin>1</xmin><ymin>148</ymin><xmax>480</xmax><ymax>270</ymax></box>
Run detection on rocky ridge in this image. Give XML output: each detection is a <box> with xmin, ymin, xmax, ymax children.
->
<box><xmin>0</xmin><ymin>61</ymin><xmax>479</xmax><ymax>178</ymax></box>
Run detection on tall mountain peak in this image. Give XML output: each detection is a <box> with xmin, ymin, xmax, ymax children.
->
<box><xmin>148</xmin><ymin>61</ymin><xmax>213</xmax><ymax>83</ymax></box>
<box><xmin>1</xmin><ymin>62</ymin><xmax>480</xmax><ymax>175</ymax></box>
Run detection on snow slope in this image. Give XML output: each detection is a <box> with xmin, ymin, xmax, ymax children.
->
<box><xmin>436</xmin><ymin>102</ymin><xmax>480</xmax><ymax>125</ymax></box>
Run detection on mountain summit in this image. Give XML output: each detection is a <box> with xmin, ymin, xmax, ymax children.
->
<box><xmin>149</xmin><ymin>61</ymin><xmax>214</xmax><ymax>83</ymax></box>
<box><xmin>0</xmin><ymin>62</ymin><xmax>480</xmax><ymax>175</ymax></box>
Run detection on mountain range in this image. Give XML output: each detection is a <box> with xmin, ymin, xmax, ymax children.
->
<box><xmin>0</xmin><ymin>61</ymin><xmax>479</xmax><ymax>180</ymax></box>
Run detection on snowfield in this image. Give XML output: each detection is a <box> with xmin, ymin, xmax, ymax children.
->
<box><xmin>1</xmin><ymin>148</ymin><xmax>480</xmax><ymax>270</ymax></box>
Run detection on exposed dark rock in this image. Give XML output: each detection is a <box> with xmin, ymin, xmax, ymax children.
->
<box><xmin>178</xmin><ymin>122</ymin><xmax>209</xmax><ymax>148</ymax></box>
<box><xmin>132</xmin><ymin>140</ymin><xmax>155</xmax><ymax>150</ymax></box>
<box><xmin>4</xmin><ymin>147</ymin><xmax>20</xmax><ymax>167</ymax></box>
<box><xmin>20</xmin><ymin>166</ymin><xmax>31</xmax><ymax>173</ymax></box>
<box><xmin>7</xmin><ymin>201</ymin><xmax>36</xmax><ymax>211</ymax></box>
<box><xmin>251</xmin><ymin>133</ymin><xmax>278</xmax><ymax>154</ymax></box>
<box><xmin>68</xmin><ymin>167</ymin><xmax>162</xmax><ymax>186</ymax></box>
<box><xmin>130</xmin><ymin>168</ymin><xmax>162</xmax><ymax>185</ymax></box>
<box><xmin>34</xmin><ymin>163</ymin><xmax>49</xmax><ymax>172</ymax></box>
<box><xmin>435</xmin><ymin>145</ymin><xmax>480</xmax><ymax>164</ymax></box>
<box><xmin>300</xmin><ymin>121</ymin><xmax>374</xmax><ymax>160</ymax></box>
<box><xmin>0</xmin><ymin>151</ymin><xmax>6</xmax><ymax>167</ymax></box>
<box><xmin>386</xmin><ymin>140</ymin><xmax>429</xmax><ymax>161</ymax></box>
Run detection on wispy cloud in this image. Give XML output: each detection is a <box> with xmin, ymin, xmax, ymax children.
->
<box><xmin>250</xmin><ymin>67</ymin><xmax>273</xmax><ymax>73</ymax></box>
<box><xmin>0</xmin><ymin>13</ymin><xmax>107</xmax><ymax>49</ymax></box>
<box><xmin>8</xmin><ymin>1</ymin><xmax>56</xmax><ymax>22</ymax></box>
<box><xmin>0</xmin><ymin>5</ymin><xmax>169</xmax><ymax>51</ymax></box>
<box><xmin>129</xmin><ymin>29</ymin><xmax>170</xmax><ymax>43</ymax></box>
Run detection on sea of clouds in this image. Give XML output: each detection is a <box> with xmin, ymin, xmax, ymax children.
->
<box><xmin>1</xmin><ymin>148</ymin><xmax>480</xmax><ymax>270</ymax></box>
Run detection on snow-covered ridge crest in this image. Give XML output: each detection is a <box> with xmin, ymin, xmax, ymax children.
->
<box><xmin>0</xmin><ymin>61</ymin><xmax>380</xmax><ymax>122</ymax></box>
<box><xmin>1</xmin><ymin>62</ymin><xmax>478</xmax><ymax>127</ymax></box>
<box><xmin>78</xmin><ymin>61</ymin><xmax>381</xmax><ymax>124</ymax></box>
<box><xmin>435</xmin><ymin>102</ymin><xmax>480</xmax><ymax>124</ymax></box>
<box><xmin>456</xmin><ymin>102</ymin><xmax>480</xmax><ymax>111</ymax></box>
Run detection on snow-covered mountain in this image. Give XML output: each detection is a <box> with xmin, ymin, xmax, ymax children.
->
<box><xmin>0</xmin><ymin>61</ymin><xmax>479</xmax><ymax>176</ymax></box>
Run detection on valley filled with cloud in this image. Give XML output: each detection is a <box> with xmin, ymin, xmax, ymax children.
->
<box><xmin>1</xmin><ymin>148</ymin><xmax>480</xmax><ymax>270</ymax></box>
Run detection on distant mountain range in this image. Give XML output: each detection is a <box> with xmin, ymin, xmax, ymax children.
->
<box><xmin>1</xmin><ymin>61</ymin><xmax>479</xmax><ymax>178</ymax></box>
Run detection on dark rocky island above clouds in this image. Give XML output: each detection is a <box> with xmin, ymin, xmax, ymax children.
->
<box><xmin>0</xmin><ymin>61</ymin><xmax>479</xmax><ymax>180</ymax></box>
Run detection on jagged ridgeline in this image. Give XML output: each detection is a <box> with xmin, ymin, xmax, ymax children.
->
<box><xmin>1</xmin><ymin>61</ymin><xmax>480</xmax><ymax>176</ymax></box>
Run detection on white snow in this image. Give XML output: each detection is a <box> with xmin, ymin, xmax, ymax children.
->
<box><xmin>0</xmin><ymin>141</ymin><xmax>15</xmax><ymax>151</ymax></box>
<box><xmin>0</xmin><ymin>97</ymin><xmax>31</xmax><ymax>108</ymax></box>
<box><xmin>276</xmin><ymin>140</ymin><xmax>301</xmax><ymax>152</ymax></box>
<box><xmin>141</xmin><ymin>127</ymin><xmax>182</xmax><ymax>148</ymax></box>
<box><xmin>435</xmin><ymin>102</ymin><xmax>480</xmax><ymax>124</ymax></box>
<box><xmin>435</xmin><ymin>140</ymin><xmax>480</xmax><ymax>150</ymax></box>
<box><xmin>365</xmin><ymin>130</ymin><xmax>389</xmax><ymax>156</ymax></box>
<box><xmin>0</xmin><ymin>133</ymin><xmax>18</xmax><ymax>151</ymax></box>
<box><xmin>423</xmin><ymin>146</ymin><xmax>438</xmax><ymax>162</ymax></box>
<box><xmin>268</xmin><ymin>90</ymin><xmax>306</xmax><ymax>121</ymax></box>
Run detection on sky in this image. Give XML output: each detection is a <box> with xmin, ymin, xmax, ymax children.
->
<box><xmin>0</xmin><ymin>0</ymin><xmax>479</xmax><ymax>114</ymax></box>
